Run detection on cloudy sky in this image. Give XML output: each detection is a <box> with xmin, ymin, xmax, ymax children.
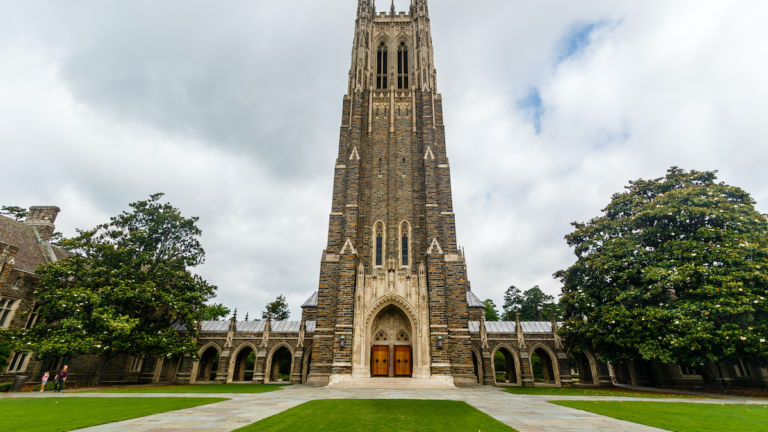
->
<box><xmin>2</xmin><ymin>0</ymin><xmax>767</xmax><ymax>319</ymax></box>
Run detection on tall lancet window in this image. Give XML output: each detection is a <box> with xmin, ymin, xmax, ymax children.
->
<box><xmin>374</xmin><ymin>222</ymin><xmax>385</xmax><ymax>267</ymax></box>
<box><xmin>376</xmin><ymin>42</ymin><xmax>388</xmax><ymax>89</ymax></box>
<box><xmin>397</xmin><ymin>42</ymin><xmax>409</xmax><ymax>89</ymax></box>
<box><xmin>400</xmin><ymin>221</ymin><xmax>411</xmax><ymax>267</ymax></box>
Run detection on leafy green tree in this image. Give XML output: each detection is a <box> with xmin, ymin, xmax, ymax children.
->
<box><xmin>483</xmin><ymin>299</ymin><xmax>500</xmax><ymax>321</ymax></box>
<box><xmin>520</xmin><ymin>286</ymin><xmax>555</xmax><ymax>321</ymax></box>
<box><xmin>502</xmin><ymin>285</ymin><xmax>523</xmax><ymax>320</ymax></box>
<box><xmin>1</xmin><ymin>206</ymin><xmax>28</xmax><ymax>221</ymax></box>
<box><xmin>502</xmin><ymin>285</ymin><xmax>558</xmax><ymax>321</ymax></box>
<box><xmin>14</xmin><ymin>193</ymin><xmax>217</xmax><ymax>384</ymax></box>
<box><xmin>556</xmin><ymin>168</ymin><xmax>768</xmax><ymax>384</ymax></box>
<box><xmin>0</xmin><ymin>333</ymin><xmax>10</xmax><ymax>371</ymax></box>
<box><xmin>262</xmin><ymin>295</ymin><xmax>290</xmax><ymax>321</ymax></box>
<box><xmin>201</xmin><ymin>303</ymin><xmax>231</xmax><ymax>321</ymax></box>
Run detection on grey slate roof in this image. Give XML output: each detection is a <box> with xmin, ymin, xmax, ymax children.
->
<box><xmin>468</xmin><ymin>321</ymin><xmax>559</xmax><ymax>334</ymax></box>
<box><xmin>302</xmin><ymin>291</ymin><xmax>318</xmax><ymax>308</ymax></box>
<box><xmin>194</xmin><ymin>320</ymin><xmax>316</xmax><ymax>334</ymax></box>
<box><xmin>466</xmin><ymin>291</ymin><xmax>485</xmax><ymax>308</ymax></box>
<box><xmin>0</xmin><ymin>215</ymin><xmax>71</xmax><ymax>273</ymax></box>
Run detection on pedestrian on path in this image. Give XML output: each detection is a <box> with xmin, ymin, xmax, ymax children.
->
<box><xmin>53</xmin><ymin>365</ymin><xmax>69</xmax><ymax>392</ymax></box>
<box><xmin>40</xmin><ymin>371</ymin><xmax>49</xmax><ymax>392</ymax></box>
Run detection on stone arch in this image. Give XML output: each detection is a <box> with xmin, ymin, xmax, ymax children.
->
<box><xmin>229</xmin><ymin>342</ymin><xmax>258</xmax><ymax>383</ymax></box>
<box><xmin>264</xmin><ymin>342</ymin><xmax>295</xmax><ymax>383</ymax></box>
<box><xmin>570</xmin><ymin>350</ymin><xmax>599</xmax><ymax>386</ymax></box>
<box><xmin>470</xmin><ymin>346</ymin><xmax>484</xmax><ymax>384</ymax></box>
<box><xmin>491</xmin><ymin>343</ymin><xmax>522</xmax><ymax>386</ymax></box>
<box><xmin>197</xmin><ymin>342</ymin><xmax>222</xmax><ymax>356</ymax></box>
<box><xmin>365</xmin><ymin>298</ymin><xmax>418</xmax><ymax>377</ymax></box>
<box><xmin>195</xmin><ymin>343</ymin><xmax>222</xmax><ymax>382</ymax></box>
<box><xmin>528</xmin><ymin>343</ymin><xmax>561</xmax><ymax>386</ymax></box>
<box><xmin>301</xmin><ymin>348</ymin><xmax>313</xmax><ymax>384</ymax></box>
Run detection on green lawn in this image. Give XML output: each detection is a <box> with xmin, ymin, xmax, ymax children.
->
<box><xmin>235</xmin><ymin>399</ymin><xmax>516</xmax><ymax>432</ymax></box>
<box><xmin>91</xmin><ymin>383</ymin><xmax>284</xmax><ymax>393</ymax></box>
<box><xmin>0</xmin><ymin>397</ymin><xmax>226</xmax><ymax>432</ymax></box>
<box><xmin>551</xmin><ymin>400</ymin><xmax>768</xmax><ymax>432</ymax></box>
<box><xmin>502</xmin><ymin>386</ymin><xmax>698</xmax><ymax>398</ymax></box>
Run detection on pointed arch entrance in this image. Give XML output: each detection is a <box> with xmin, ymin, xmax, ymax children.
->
<box><xmin>369</xmin><ymin>304</ymin><xmax>413</xmax><ymax>377</ymax></box>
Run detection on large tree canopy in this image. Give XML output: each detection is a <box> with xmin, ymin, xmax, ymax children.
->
<box><xmin>557</xmin><ymin>168</ymin><xmax>768</xmax><ymax>371</ymax></box>
<box><xmin>14</xmin><ymin>194</ymin><xmax>216</xmax><ymax>373</ymax></box>
<box><xmin>502</xmin><ymin>285</ymin><xmax>558</xmax><ymax>321</ymax></box>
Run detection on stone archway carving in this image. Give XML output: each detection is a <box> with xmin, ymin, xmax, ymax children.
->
<box><xmin>350</xmin><ymin>294</ymin><xmax>430</xmax><ymax>379</ymax></box>
<box><xmin>369</xmin><ymin>305</ymin><xmax>412</xmax><ymax>377</ymax></box>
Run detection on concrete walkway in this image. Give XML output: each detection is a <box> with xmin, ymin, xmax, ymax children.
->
<box><xmin>3</xmin><ymin>385</ymin><xmax>766</xmax><ymax>432</ymax></box>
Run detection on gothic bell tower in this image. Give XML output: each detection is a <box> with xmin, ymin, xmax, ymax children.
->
<box><xmin>308</xmin><ymin>0</ymin><xmax>476</xmax><ymax>386</ymax></box>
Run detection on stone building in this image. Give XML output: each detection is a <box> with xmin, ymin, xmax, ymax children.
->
<box><xmin>0</xmin><ymin>207</ymin><xmax>70</xmax><ymax>381</ymax></box>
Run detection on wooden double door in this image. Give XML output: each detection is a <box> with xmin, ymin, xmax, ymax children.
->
<box><xmin>372</xmin><ymin>345</ymin><xmax>412</xmax><ymax>377</ymax></box>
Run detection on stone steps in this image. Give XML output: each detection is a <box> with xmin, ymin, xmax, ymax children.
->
<box><xmin>327</xmin><ymin>377</ymin><xmax>456</xmax><ymax>389</ymax></box>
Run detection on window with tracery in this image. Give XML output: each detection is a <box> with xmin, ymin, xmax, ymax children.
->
<box><xmin>374</xmin><ymin>330</ymin><xmax>388</xmax><ymax>342</ymax></box>
<box><xmin>377</xmin><ymin>42</ymin><xmax>388</xmax><ymax>89</ymax></box>
<box><xmin>7</xmin><ymin>351</ymin><xmax>28</xmax><ymax>372</ymax></box>
<box><xmin>374</xmin><ymin>222</ymin><xmax>385</xmax><ymax>267</ymax></box>
<box><xmin>396</xmin><ymin>330</ymin><xmax>409</xmax><ymax>342</ymax></box>
<box><xmin>397</xmin><ymin>42</ymin><xmax>409</xmax><ymax>89</ymax></box>
<box><xmin>0</xmin><ymin>298</ymin><xmax>17</xmax><ymax>329</ymax></box>
<box><xmin>400</xmin><ymin>221</ymin><xmax>410</xmax><ymax>267</ymax></box>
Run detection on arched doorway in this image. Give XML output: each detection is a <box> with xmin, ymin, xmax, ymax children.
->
<box><xmin>570</xmin><ymin>351</ymin><xmax>597</xmax><ymax>385</ymax></box>
<box><xmin>492</xmin><ymin>346</ymin><xmax>520</xmax><ymax>385</ymax></box>
<box><xmin>197</xmin><ymin>347</ymin><xmax>220</xmax><ymax>382</ymax></box>
<box><xmin>301</xmin><ymin>349</ymin><xmax>312</xmax><ymax>384</ymax></box>
<box><xmin>531</xmin><ymin>346</ymin><xmax>558</xmax><ymax>385</ymax></box>
<box><xmin>232</xmin><ymin>346</ymin><xmax>256</xmax><ymax>382</ymax></box>
<box><xmin>267</xmin><ymin>345</ymin><xmax>293</xmax><ymax>383</ymax></box>
<box><xmin>470</xmin><ymin>349</ymin><xmax>483</xmax><ymax>384</ymax></box>
<box><xmin>369</xmin><ymin>305</ymin><xmax>412</xmax><ymax>377</ymax></box>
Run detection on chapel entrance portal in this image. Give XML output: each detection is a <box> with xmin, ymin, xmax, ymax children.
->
<box><xmin>369</xmin><ymin>305</ymin><xmax>413</xmax><ymax>378</ymax></box>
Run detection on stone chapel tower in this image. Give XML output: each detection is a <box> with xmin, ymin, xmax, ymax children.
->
<box><xmin>308</xmin><ymin>0</ymin><xmax>476</xmax><ymax>386</ymax></box>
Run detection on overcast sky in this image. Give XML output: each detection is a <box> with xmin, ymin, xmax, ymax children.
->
<box><xmin>2</xmin><ymin>0</ymin><xmax>767</xmax><ymax>319</ymax></box>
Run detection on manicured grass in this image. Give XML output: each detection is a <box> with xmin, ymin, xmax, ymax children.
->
<box><xmin>551</xmin><ymin>400</ymin><xmax>768</xmax><ymax>432</ymax></box>
<box><xmin>502</xmin><ymin>386</ymin><xmax>698</xmax><ymax>398</ymax></box>
<box><xmin>0</xmin><ymin>397</ymin><xmax>226</xmax><ymax>432</ymax></box>
<box><xmin>92</xmin><ymin>383</ymin><xmax>285</xmax><ymax>393</ymax></box>
<box><xmin>235</xmin><ymin>399</ymin><xmax>516</xmax><ymax>432</ymax></box>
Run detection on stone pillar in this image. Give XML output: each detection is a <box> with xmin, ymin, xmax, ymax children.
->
<box><xmin>253</xmin><ymin>349</ymin><xmax>267</xmax><ymax>384</ymax></box>
<box><xmin>215</xmin><ymin>353</ymin><xmax>230</xmax><ymax>383</ymax></box>
<box><xmin>481</xmin><ymin>349</ymin><xmax>493</xmax><ymax>385</ymax></box>
<box><xmin>557</xmin><ymin>351</ymin><xmax>574</xmax><ymax>387</ymax></box>
<box><xmin>291</xmin><ymin>349</ymin><xmax>304</xmax><ymax>384</ymax></box>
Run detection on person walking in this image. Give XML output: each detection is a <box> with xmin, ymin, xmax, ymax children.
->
<box><xmin>40</xmin><ymin>371</ymin><xmax>50</xmax><ymax>392</ymax></box>
<box><xmin>53</xmin><ymin>365</ymin><xmax>69</xmax><ymax>392</ymax></box>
